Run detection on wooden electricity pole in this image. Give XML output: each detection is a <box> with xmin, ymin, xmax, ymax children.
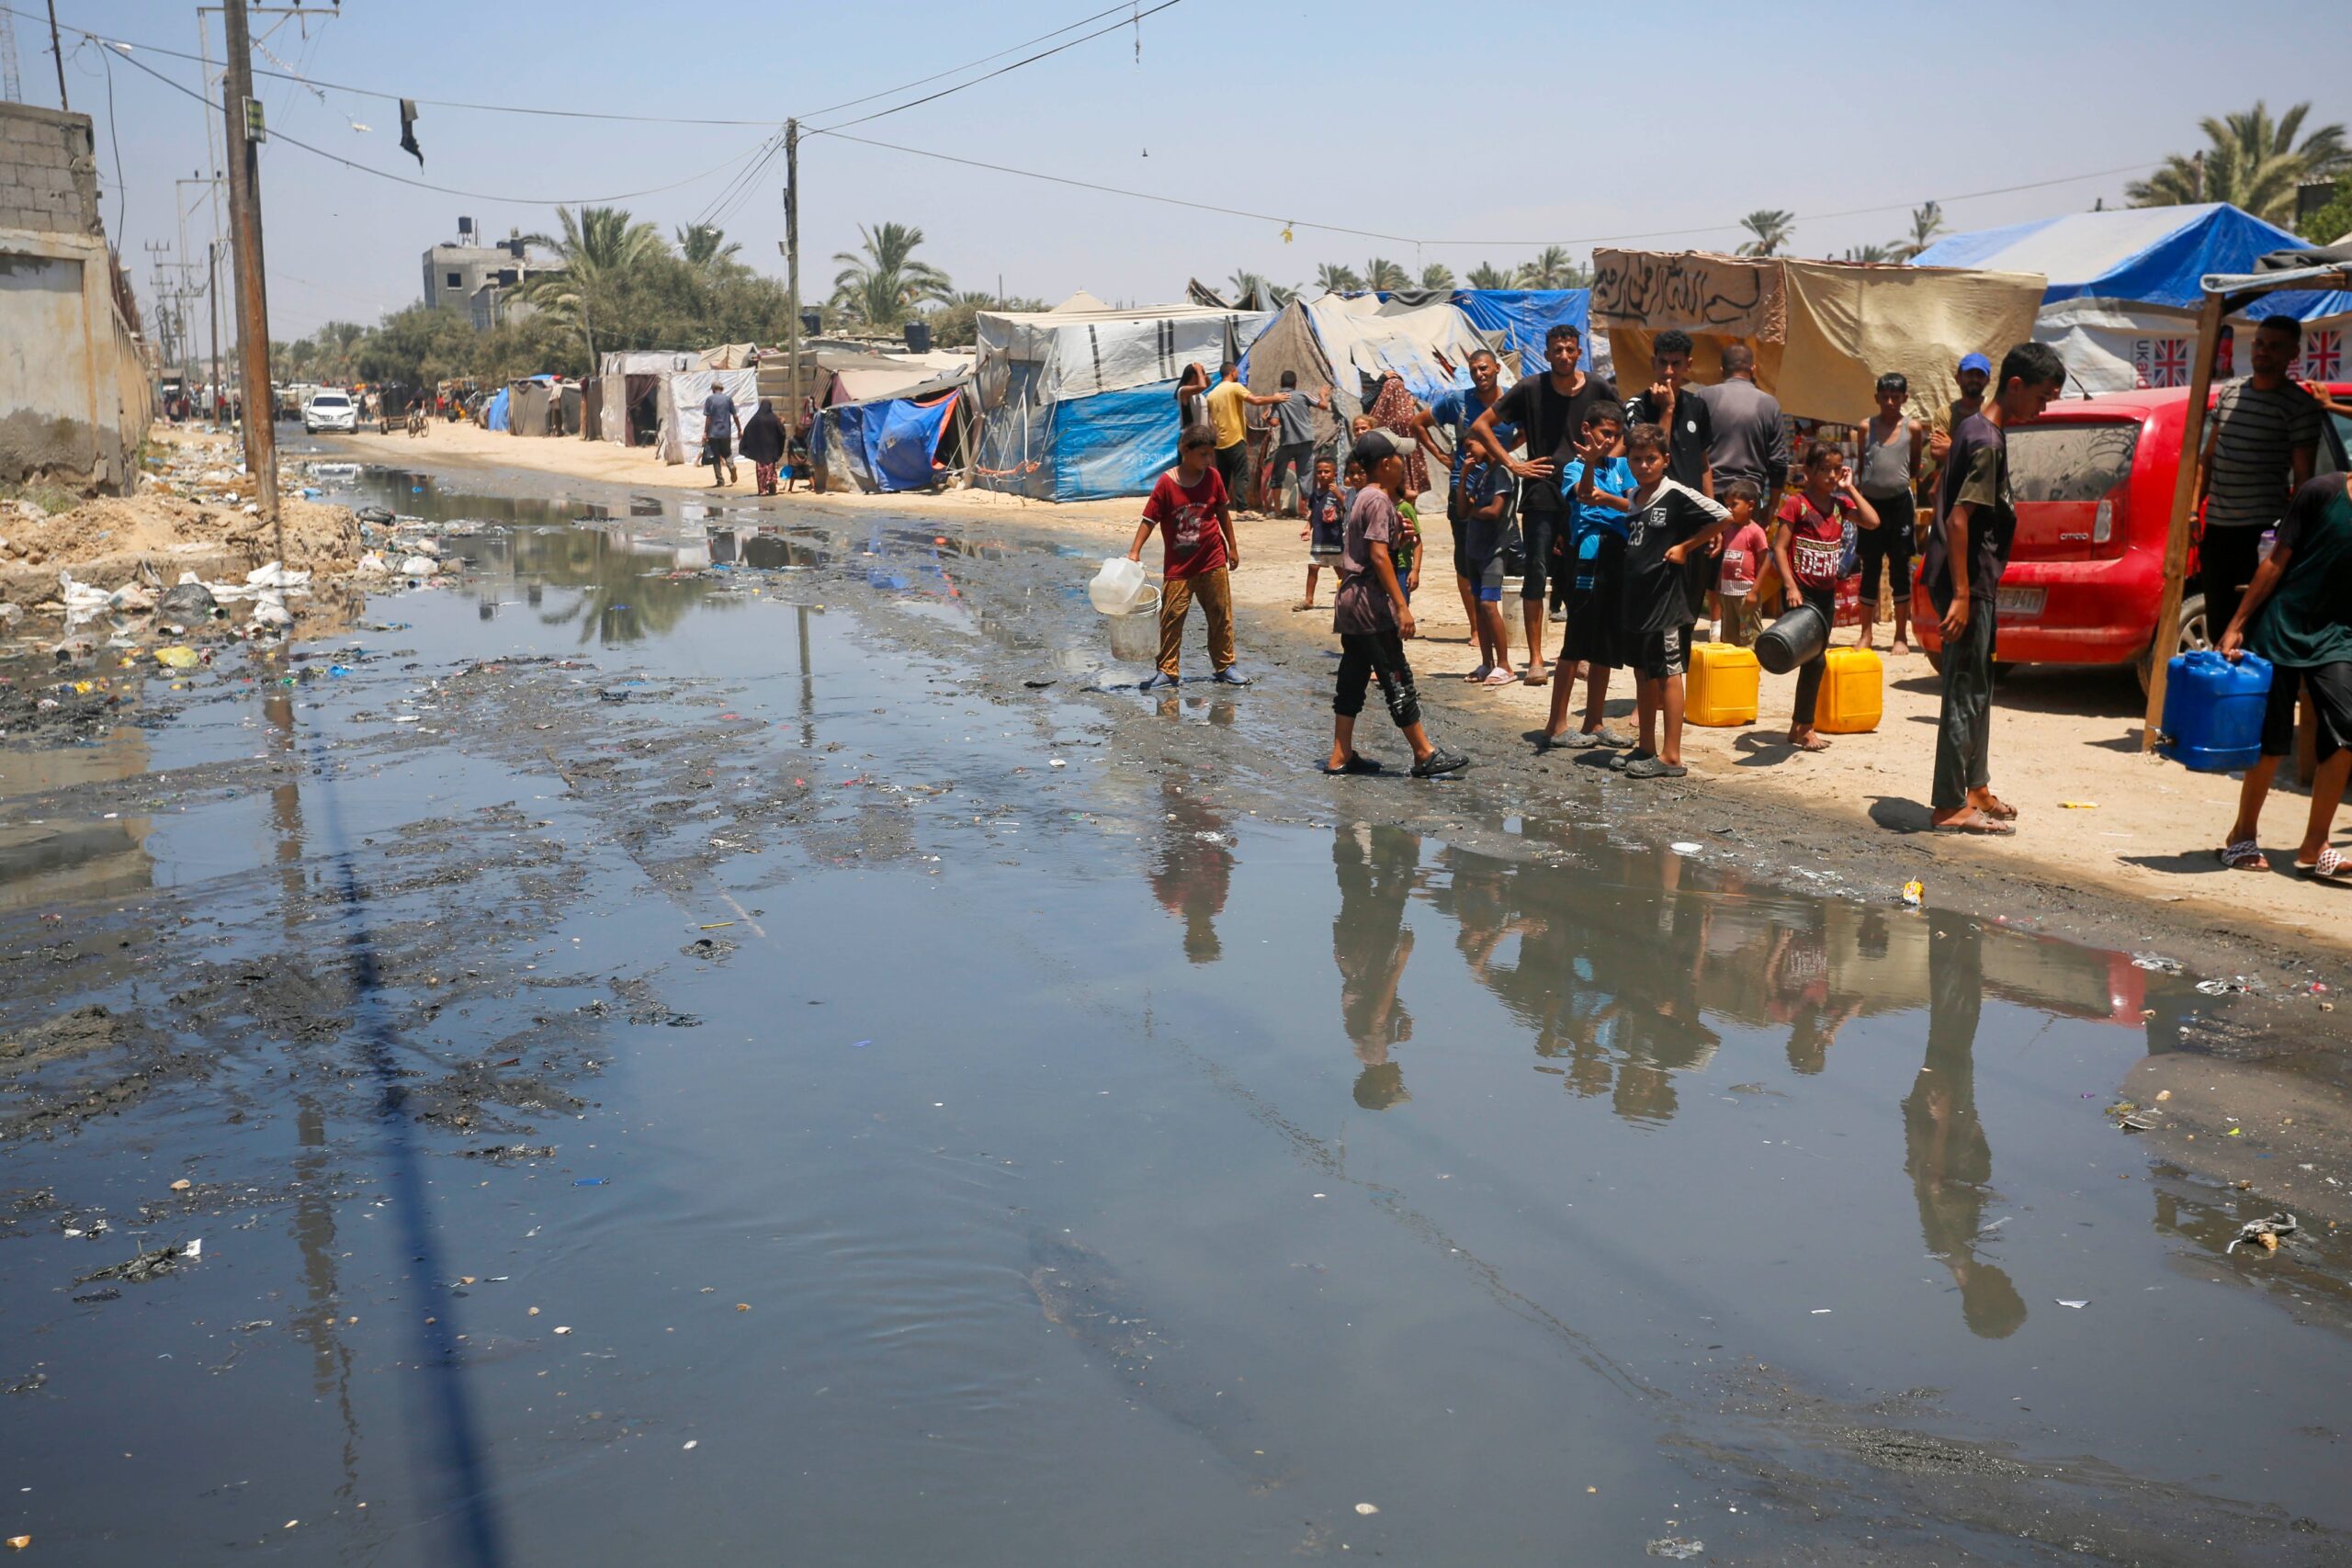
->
<box><xmin>219</xmin><ymin>0</ymin><xmax>280</xmax><ymax>545</ymax></box>
<box><xmin>785</xmin><ymin>118</ymin><xmax>802</xmax><ymax>457</ymax></box>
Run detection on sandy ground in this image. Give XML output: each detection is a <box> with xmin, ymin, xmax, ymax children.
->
<box><xmin>325</xmin><ymin>425</ymin><xmax>2352</xmax><ymax>955</ymax></box>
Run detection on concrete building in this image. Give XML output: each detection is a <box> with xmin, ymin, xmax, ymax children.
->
<box><xmin>423</xmin><ymin>220</ymin><xmax>546</xmax><ymax>314</ymax></box>
<box><xmin>0</xmin><ymin>101</ymin><xmax>153</xmax><ymax>493</ymax></box>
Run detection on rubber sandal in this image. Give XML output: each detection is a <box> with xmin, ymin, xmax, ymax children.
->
<box><xmin>1933</xmin><ymin>810</ymin><xmax>2015</xmax><ymax>836</ymax></box>
<box><xmin>1608</xmin><ymin>749</ymin><xmax>1655</xmax><ymax>773</ymax></box>
<box><xmin>2296</xmin><ymin>847</ymin><xmax>2348</xmax><ymax>881</ymax></box>
<box><xmin>1592</xmin><ymin>727</ymin><xmax>1635</xmax><ymax>750</ymax></box>
<box><xmin>2218</xmin><ymin>839</ymin><xmax>2268</xmax><ymax>872</ymax></box>
<box><xmin>1550</xmin><ymin>730</ymin><xmax>1601</xmax><ymax>750</ymax></box>
<box><xmin>1978</xmin><ymin>795</ymin><xmax>2018</xmax><ymax>820</ymax></box>
<box><xmin>1482</xmin><ymin>668</ymin><xmax>1521</xmax><ymax>687</ymax></box>
<box><xmin>1322</xmin><ymin>755</ymin><xmax>1384</xmax><ymax>776</ymax></box>
<box><xmin>1410</xmin><ymin>748</ymin><xmax>1470</xmax><ymax>779</ymax></box>
<box><xmin>1623</xmin><ymin>756</ymin><xmax>1688</xmax><ymax>780</ymax></box>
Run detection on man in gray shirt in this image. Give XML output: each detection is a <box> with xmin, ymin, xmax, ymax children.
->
<box><xmin>1701</xmin><ymin>343</ymin><xmax>1790</xmax><ymax>524</ymax></box>
<box><xmin>701</xmin><ymin>373</ymin><xmax>741</xmax><ymax>489</ymax></box>
<box><xmin>2198</xmin><ymin>313</ymin><xmax>2323</xmax><ymax>637</ymax></box>
<box><xmin>1268</xmin><ymin>369</ymin><xmax>1331</xmax><ymax>519</ymax></box>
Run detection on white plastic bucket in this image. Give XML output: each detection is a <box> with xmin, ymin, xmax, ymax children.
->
<box><xmin>1106</xmin><ymin>586</ymin><xmax>1162</xmax><ymax>662</ymax></box>
<box><xmin>1089</xmin><ymin>556</ymin><xmax>1149</xmax><ymax>615</ymax></box>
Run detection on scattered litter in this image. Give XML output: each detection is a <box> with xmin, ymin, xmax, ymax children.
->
<box><xmin>2059</xmin><ymin>800</ymin><xmax>2098</xmax><ymax>809</ymax></box>
<box><xmin>1809</xmin><ymin>1308</ymin><xmax>1832</xmax><ymax>1314</ymax></box>
<box><xmin>2130</xmin><ymin>953</ymin><xmax>2182</xmax><ymax>974</ymax></box>
<box><xmin>169</xmin><ymin>1179</ymin><xmax>191</xmax><ymax>1192</ymax></box>
<box><xmin>553</xmin><ymin>1326</ymin><xmax>572</xmax><ymax>1336</ymax></box>
<box><xmin>1669</xmin><ymin>841</ymin><xmax>1702</xmax><ymax>854</ymax></box>
<box><xmin>2056</xmin><ymin>1299</ymin><xmax>2088</xmax><ymax>1309</ymax></box>
<box><xmin>695</xmin><ymin>921</ymin><xmax>735</xmax><ymax>931</ymax></box>
<box><xmin>2118</xmin><ymin>1113</ymin><xmax>2158</xmax><ymax>1133</ymax></box>
<box><xmin>852</xmin><ymin>1040</ymin><xmax>871</xmax><ymax>1049</ymax></box>
<box><xmin>2154</xmin><ymin>1089</ymin><xmax>2171</xmax><ymax>1102</ymax></box>
<box><xmin>572</xmin><ymin>1178</ymin><xmax>607</xmax><ymax>1187</ymax></box>
<box><xmin>1900</xmin><ymin>879</ymin><xmax>1924</xmax><ymax>908</ymax></box>
<box><xmin>6</xmin><ymin>1535</ymin><xmax>29</xmax><ymax>1550</ymax></box>
<box><xmin>74</xmin><ymin>1241</ymin><xmax>196</xmax><ymax>1285</ymax></box>
<box><xmin>683</xmin><ymin>1439</ymin><xmax>698</xmax><ymax>1450</ymax></box>
<box><xmin>2227</xmin><ymin>1213</ymin><xmax>2296</xmax><ymax>1256</ymax></box>
<box><xmin>1048</xmin><ymin>759</ymin><xmax>1067</xmax><ymax>769</ymax></box>
<box><xmin>1645</xmin><ymin>1539</ymin><xmax>1704</xmax><ymax>1560</ymax></box>
<box><xmin>2195</xmin><ymin>976</ymin><xmax>2256</xmax><ymax>996</ymax></box>
<box><xmin>153</xmin><ymin>645</ymin><xmax>200</xmax><ymax>670</ymax></box>
<box><xmin>1353</xmin><ymin>1503</ymin><xmax>1379</xmax><ymax>1516</ymax></box>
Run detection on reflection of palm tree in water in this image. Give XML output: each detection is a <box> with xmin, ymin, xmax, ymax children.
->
<box><xmin>1146</xmin><ymin>784</ymin><xmax>1232</xmax><ymax>964</ymax></box>
<box><xmin>1332</xmin><ymin>823</ymin><xmax>1419</xmax><ymax>1110</ymax></box>
<box><xmin>1909</xmin><ymin>910</ymin><xmax>2028</xmax><ymax>1339</ymax></box>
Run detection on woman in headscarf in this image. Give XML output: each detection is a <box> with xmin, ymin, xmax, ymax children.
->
<box><xmin>739</xmin><ymin>398</ymin><xmax>789</xmax><ymax>496</ymax></box>
<box><xmin>1367</xmin><ymin>373</ymin><xmax>1434</xmax><ymax>501</ymax></box>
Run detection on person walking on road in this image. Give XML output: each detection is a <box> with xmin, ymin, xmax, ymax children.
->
<box><xmin>701</xmin><ymin>373</ymin><xmax>741</xmax><ymax>489</ymax></box>
<box><xmin>1129</xmin><ymin>424</ymin><xmax>1249</xmax><ymax>690</ymax></box>
<box><xmin>1325</xmin><ymin>430</ymin><xmax>1469</xmax><ymax>780</ymax></box>
<box><xmin>2214</xmin><ymin>471</ymin><xmax>2352</xmax><ymax>879</ymax></box>
<box><xmin>740</xmin><ymin>399</ymin><xmax>788</xmax><ymax>497</ymax></box>
<box><xmin>2198</xmin><ymin>313</ymin><xmax>2324</xmax><ymax>640</ymax></box>
<box><xmin>1920</xmin><ymin>342</ymin><xmax>2065</xmax><ymax>835</ymax></box>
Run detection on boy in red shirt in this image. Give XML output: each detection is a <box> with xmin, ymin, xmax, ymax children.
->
<box><xmin>1128</xmin><ymin>425</ymin><xmax>1249</xmax><ymax>689</ymax></box>
<box><xmin>1770</xmin><ymin>446</ymin><xmax>1880</xmax><ymax>750</ymax></box>
<box><xmin>1710</xmin><ymin>479</ymin><xmax>1769</xmax><ymax>647</ymax></box>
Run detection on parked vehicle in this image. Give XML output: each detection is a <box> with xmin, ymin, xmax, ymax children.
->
<box><xmin>1914</xmin><ymin>381</ymin><xmax>2352</xmax><ymax>689</ymax></box>
<box><xmin>302</xmin><ymin>389</ymin><xmax>358</xmax><ymax>435</ymax></box>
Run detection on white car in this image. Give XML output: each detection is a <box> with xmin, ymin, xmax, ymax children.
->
<box><xmin>303</xmin><ymin>390</ymin><xmax>357</xmax><ymax>434</ymax></box>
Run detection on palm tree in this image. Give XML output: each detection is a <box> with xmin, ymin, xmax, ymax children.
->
<box><xmin>829</xmin><ymin>221</ymin><xmax>953</xmax><ymax>330</ymax></box>
<box><xmin>1736</xmin><ymin>209</ymin><xmax>1795</xmax><ymax>257</ymax></box>
<box><xmin>1841</xmin><ymin>243</ymin><xmax>1896</xmax><ymax>264</ymax></box>
<box><xmin>1516</xmin><ymin>245</ymin><xmax>1586</xmax><ymax>288</ymax></box>
<box><xmin>1894</xmin><ymin>201</ymin><xmax>1946</xmax><ymax>261</ymax></box>
<box><xmin>1362</xmin><ymin>257</ymin><xmax>1411</xmax><ymax>291</ymax></box>
<box><xmin>674</xmin><ymin>223</ymin><xmax>742</xmax><ymax>270</ymax></box>
<box><xmin>523</xmin><ymin>205</ymin><xmax>666</xmax><ymax>360</ymax></box>
<box><xmin>1419</xmin><ymin>262</ymin><xmax>1454</xmax><ymax>290</ymax></box>
<box><xmin>1226</xmin><ymin>269</ymin><xmax>1273</xmax><ymax>309</ymax></box>
<box><xmin>1465</xmin><ymin>261</ymin><xmax>1513</xmax><ymax>290</ymax></box>
<box><xmin>1316</xmin><ymin>262</ymin><xmax>1363</xmax><ymax>294</ymax></box>
<box><xmin>2126</xmin><ymin>101</ymin><xmax>2351</xmax><ymax>226</ymax></box>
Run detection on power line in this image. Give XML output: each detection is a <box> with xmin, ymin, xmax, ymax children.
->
<box><xmin>794</xmin><ymin>1</ymin><xmax>1145</xmax><ymax>122</ymax></box>
<box><xmin>818</xmin><ymin>130</ymin><xmax>2160</xmax><ymax>253</ymax></box>
<box><xmin>101</xmin><ymin>39</ymin><xmax>773</xmax><ymax>208</ymax></box>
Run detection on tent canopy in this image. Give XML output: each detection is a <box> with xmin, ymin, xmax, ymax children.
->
<box><xmin>1449</xmin><ymin>288</ymin><xmax>1592</xmax><ymax>373</ymax></box>
<box><xmin>1910</xmin><ymin>203</ymin><xmax>2305</xmax><ymax>311</ymax></box>
<box><xmin>1592</xmin><ymin>248</ymin><xmax>2045</xmax><ymax>424</ymax></box>
<box><xmin>1300</xmin><ymin>294</ymin><xmax>1510</xmax><ymax>408</ymax></box>
<box><xmin>1051</xmin><ymin>288</ymin><xmax>1111</xmax><ymax>313</ymax></box>
<box><xmin>976</xmin><ymin>301</ymin><xmax>1273</xmax><ymax>407</ymax></box>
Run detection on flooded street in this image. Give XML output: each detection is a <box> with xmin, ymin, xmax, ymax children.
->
<box><xmin>5</xmin><ymin>464</ymin><xmax>2350</xmax><ymax>1565</ymax></box>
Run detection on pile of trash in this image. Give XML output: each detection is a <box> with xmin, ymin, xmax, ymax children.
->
<box><xmin>1</xmin><ymin>490</ymin><xmax>362</xmax><ymax>621</ymax></box>
<box><xmin>42</xmin><ymin>558</ymin><xmax>315</xmax><ymax>649</ymax></box>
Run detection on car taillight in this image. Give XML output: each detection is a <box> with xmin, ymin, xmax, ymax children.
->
<box><xmin>2093</xmin><ymin>499</ymin><xmax>2114</xmax><ymax>546</ymax></box>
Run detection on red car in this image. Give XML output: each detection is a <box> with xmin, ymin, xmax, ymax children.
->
<box><xmin>1914</xmin><ymin>381</ymin><xmax>2352</xmax><ymax>687</ymax></box>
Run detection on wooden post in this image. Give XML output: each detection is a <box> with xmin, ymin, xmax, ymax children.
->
<box><xmin>2140</xmin><ymin>290</ymin><xmax>2225</xmax><ymax>750</ymax></box>
<box><xmin>784</xmin><ymin>118</ymin><xmax>802</xmax><ymax>469</ymax></box>
<box><xmin>219</xmin><ymin>0</ymin><xmax>280</xmax><ymax>547</ymax></box>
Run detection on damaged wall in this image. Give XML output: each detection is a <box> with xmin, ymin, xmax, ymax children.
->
<box><xmin>0</xmin><ymin>103</ymin><xmax>152</xmax><ymax>494</ymax></box>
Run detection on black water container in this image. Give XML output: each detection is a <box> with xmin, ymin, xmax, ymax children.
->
<box><xmin>1754</xmin><ymin>599</ymin><xmax>1830</xmax><ymax>675</ymax></box>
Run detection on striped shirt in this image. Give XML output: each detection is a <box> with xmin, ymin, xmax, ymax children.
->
<box><xmin>2205</xmin><ymin>378</ymin><xmax>2323</xmax><ymax>530</ymax></box>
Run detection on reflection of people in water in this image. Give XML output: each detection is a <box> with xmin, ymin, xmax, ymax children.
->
<box><xmin>1603</xmin><ymin>851</ymin><xmax>1719</xmax><ymax>1124</ymax></box>
<box><xmin>1765</xmin><ymin>913</ymin><xmax>1865</xmax><ymax>1075</ymax></box>
<box><xmin>1146</xmin><ymin>783</ymin><xmax>1233</xmax><ymax>964</ymax></box>
<box><xmin>1907</xmin><ymin>910</ymin><xmax>2028</xmax><ymax>1339</ymax></box>
<box><xmin>1332</xmin><ymin>823</ymin><xmax>1419</xmax><ymax>1109</ymax></box>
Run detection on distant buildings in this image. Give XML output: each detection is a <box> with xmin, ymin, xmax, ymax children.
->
<box><xmin>422</xmin><ymin>217</ymin><xmax>548</xmax><ymax>328</ymax></box>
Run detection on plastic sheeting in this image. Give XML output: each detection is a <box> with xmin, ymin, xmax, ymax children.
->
<box><xmin>484</xmin><ymin>387</ymin><xmax>510</xmax><ymax>432</ymax></box>
<box><xmin>976</xmin><ymin>380</ymin><xmax>1180</xmax><ymax>502</ymax></box>
<box><xmin>823</xmin><ymin>392</ymin><xmax>958</xmax><ymax>493</ymax></box>
<box><xmin>1909</xmin><ymin>203</ymin><xmax>2304</xmax><ymax>311</ymax></box>
<box><xmin>656</xmin><ymin>368</ymin><xmax>759</xmax><ymax>465</ymax></box>
<box><xmin>1303</xmin><ymin>295</ymin><xmax>1505</xmax><ymax>409</ymax></box>
<box><xmin>1451</xmin><ymin>288</ymin><xmax>1592</xmax><ymax>374</ymax></box>
<box><xmin>1593</xmin><ymin>248</ymin><xmax>2043</xmax><ymax>424</ymax></box>
<box><xmin>976</xmin><ymin>303</ymin><xmax>1272</xmax><ymax>406</ymax></box>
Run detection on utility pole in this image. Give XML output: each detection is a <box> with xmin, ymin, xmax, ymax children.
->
<box><xmin>208</xmin><ymin>241</ymin><xmax>223</xmax><ymax>430</ymax></box>
<box><xmin>784</xmin><ymin>118</ymin><xmax>802</xmax><ymax>459</ymax></box>
<box><xmin>219</xmin><ymin>0</ymin><xmax>280</xmax><ymax>544</ymax></box>
<box><xmin>44</xmin><ymin>1</ymin><xmax>66</xmax><ymax>111</ymax></box>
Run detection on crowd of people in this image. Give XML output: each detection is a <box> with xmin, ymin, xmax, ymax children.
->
<box><xmin>1125</xmin><ymin>317</ymin><xmax>2347</xmax><ymax>874</ymax></box>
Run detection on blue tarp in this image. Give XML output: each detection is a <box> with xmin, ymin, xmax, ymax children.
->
<box><xmin>1451</xmin><ymin>288</ymin><xmax>1591</xmax><ymax>367</ymax></box>
<box><xmin>1051</xmin><ymin>381</ymin><xmax>1179</xmax><ymax>502</ymax></box>
<box><xmin>820</xmin><ymin>392</ymin><xmax>958</xmax><ymax>494</ymax></box>
<box><xmin>1909</xmin><ymin>203</ymin><xmax>2311</xmax><ymax>311</ymax></box>
<box><xmin>485</xmin><ymin>388</ymin><xmax>510</xmax><ymax>432</ymax></box>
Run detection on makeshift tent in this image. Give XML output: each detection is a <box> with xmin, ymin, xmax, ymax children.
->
<box><xmin>1909</xmin><ymin>204</ymin><xmax>2341</xmax><ymax>392</ymax></box>
<box><xmin>1243</xmin><ymin>294</ymin><xmax>1510</xmax><ymax>430</ymax></box>
<box><xmin>484</xmin><ymin>386</ymin><xmax>510</xmax><ymax>432</ymax></box>
<box><xmin>1591</xmin><ymin>248</ymin><xmax>2044</xmax><ymax>424</ymax></box>
<box><xmin>655</xmin><ymin>367</ymin><xmax>759</xmax><ymax>465</ymax></box>
<box><xmin>814</xmin><ymin>371</ymin><xmax>974</xmax><ymax>494</ymax></box>
<box><xmin>1449</xmin><ymin>289</ymin><xmax>1595</xmax><ymax>377</ymax></box>
<box><xmin>1051</xmin><ymin>288</ymin><xmax>1111</xmax><ymax>313</ymax></box>
<box><xmin>595</xmin><ymin>351</ymin><xmax>699</xmax><ymax>446</ymax></box>
<box><xmin>504</xmin><ymin>376</ymin><xmax>556</xmax><ymax>437</ymax></box>
<box><xmin>974</xmin><ymin>301</ymin><xmax>1273</xmax><ymax>501</ymax></box>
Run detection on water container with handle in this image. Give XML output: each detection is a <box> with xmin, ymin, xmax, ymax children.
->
<box><xmin>1754</xmin><ymin>599</ymin><xmax>1830</xmax><ymax>675</ymax></box>
<box><xmin>2161</xmin><ymin>649</ymin><xmax>2271</xmax><ymax>773</ymax></box>
<box><xmin>1089</xmin><ymin>556</ymin><xmax>1148</xmax><ymax>615</ymax></box>
<box><xmin>1106</xmin><ymin>586</ymin><xmax>1163</xmax><ymax>662</ymax></box>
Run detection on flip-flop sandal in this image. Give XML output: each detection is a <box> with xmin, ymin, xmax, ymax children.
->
<box><xmin>1322</xmin><ymin>755</ymin><xmax>1384</xmax><ymax>776</ymax></box>
<box><xmin>2219</xmin><ymin>839</ymin><xmax>2269</xmax><ymax>872</ymax></box>
<box><xmin>2296</xmin><ymin>847</ymin><xmax>2348</xmax><ymax>881</ymax></box>
<box><xmin>1521</xmin><ymin>669</ymin><xmax>1551</xmax><ymax>687</ymax></box>
<box><xmin>1978</xmin><ymin>796</ymin><xmax>2019</xmax><ymax>820</ymax></box>
<box><xmin>1482</xmin><ymin>668</ymin><xmax>1521</xmax><ymax>686</ymax></box>
<box><xmin>1934</xmin><ymin>810</ymin><xmax>2015</xmax><ymax>836</ymax></box>
<box><xmin>1464</xmin><ymin>664</ymin><xmax>1493</xmax><ymax>682</ymax></box>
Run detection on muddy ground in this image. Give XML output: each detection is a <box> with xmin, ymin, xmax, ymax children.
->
<box><xmin>1</xmin><ymin>452</ymin><xmax>2347</xmax><ymax>1565</ymax></box>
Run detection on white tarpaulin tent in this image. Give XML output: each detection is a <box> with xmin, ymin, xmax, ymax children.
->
<box><xmin>656</xmin><ymin>367</ymin><xmax>759</xmax><ymax>465</ymax></box>
<box><xmin>1909</xmin><ymin>204</ymin><xmax>2343</xmax><ymax>393</ymax></box>
<box><xmin>1302</xmin><ymin>294</ymin><xmax>1512</xmax><ymax>414</ymax></box>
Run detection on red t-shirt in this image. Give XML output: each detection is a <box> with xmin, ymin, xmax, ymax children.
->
<box><xmin>1776</xmin><ymin>491</ymin><xmax>1852</xmax><ymax>592</ymax></box>
<box><xmin>1716</xmin><ymin>520</ymin><xmax>1769</xmax><ymax>595</ymax></box>
<box><xmin>1142</xmin><ymin>466</ymin><xmax>1231</xmax><ymax>580</ymax></box>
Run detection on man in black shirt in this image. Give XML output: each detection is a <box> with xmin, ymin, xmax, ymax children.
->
<box><xmin>1470</xmin><ymin>322</ymin><xmax>1617</xmax><ymax>686</ymax></box>
<box><xmin>1623</xmin><ymin>329</ymin><xmax>1713</xmax><ymax>495</ymax></box>
<box><xmin>1921</xmin><ymin>341</ymin><xmax>2064</xmax><ymax>835</ymax></box>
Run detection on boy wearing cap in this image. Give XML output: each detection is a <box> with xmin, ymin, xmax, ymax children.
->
<box><xmin>1128</xmin><ymin>423</ymin><xmax>1250</xmax><ymax>689</ymax></box>
<box><xmin>1326</xmin><ymin>430</ymin><xmax>1471</xmax><ymax>779</ymax></box>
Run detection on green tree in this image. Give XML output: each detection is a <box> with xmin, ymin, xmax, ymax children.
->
<box><xmin>1515</xmin><ymin>246</ymin><xmax>1588</xmax><ymax>288</ymax></box>
<box><xmin>2300</xmin><ymin>186</ymin><xmax>2352</xmax><ymax>243</ymax></box>
<box><xmin>1894</xmin><ymin>200</ymin><xmax>1946</xmax><ymax>260</ymax></box>
<box><xmin>1316</xmin><ymin>262</ymin><xmax>1363</xmax><ymax>293</ymax></box>
<box><xmin>674</xmin><ymin>222</ymin><xmax>744</xmax><ymax>271</ymax></box>
<box><xmin>1419</xmin><ymin>262</ymin><xmax>1454</xmax><ymax>290</ymax></box>
<box><xmin>2127</xmin><ymin>101</ymin><xmax>2351</xmax><ymax>226</ymax></box>
<box><xmin>1841</xmin><ymin>243</ymin><xmax>1896</xmax><ymax>264</ymax></box>
<box><xmin>829</xmin><ymin>220</ymin><xmax>953</xmax><ymax>330</ymax></box>
<box><xmin>523</xmin><ymin>205</ymin><xmax>667</xmax><ymax>361</ymax></box>
<box><xmin>1362</xmin><ymin>257</ymin><xmax>1411</xmax><ymax>290</ymax></box>
<box><xmin>1736</xmin><ymin>209</ymin><xmax>1795</xmax><ymax>257</ymax></box>
<box><xmin>1465</xmin><ymin>261</ymin><xmax>1513</xmax><ymax>289</ymax></box>
<box><xmin>925</xmin><ymin>290</ymin><xmax>1047</xmax><ymax>349</ymax></box>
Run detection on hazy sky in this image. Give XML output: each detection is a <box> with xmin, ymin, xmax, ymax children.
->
<box><xmin>26</xmin><ymin>0</ymin><xmax>2350</xmax><ymax>339</ymax></box>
